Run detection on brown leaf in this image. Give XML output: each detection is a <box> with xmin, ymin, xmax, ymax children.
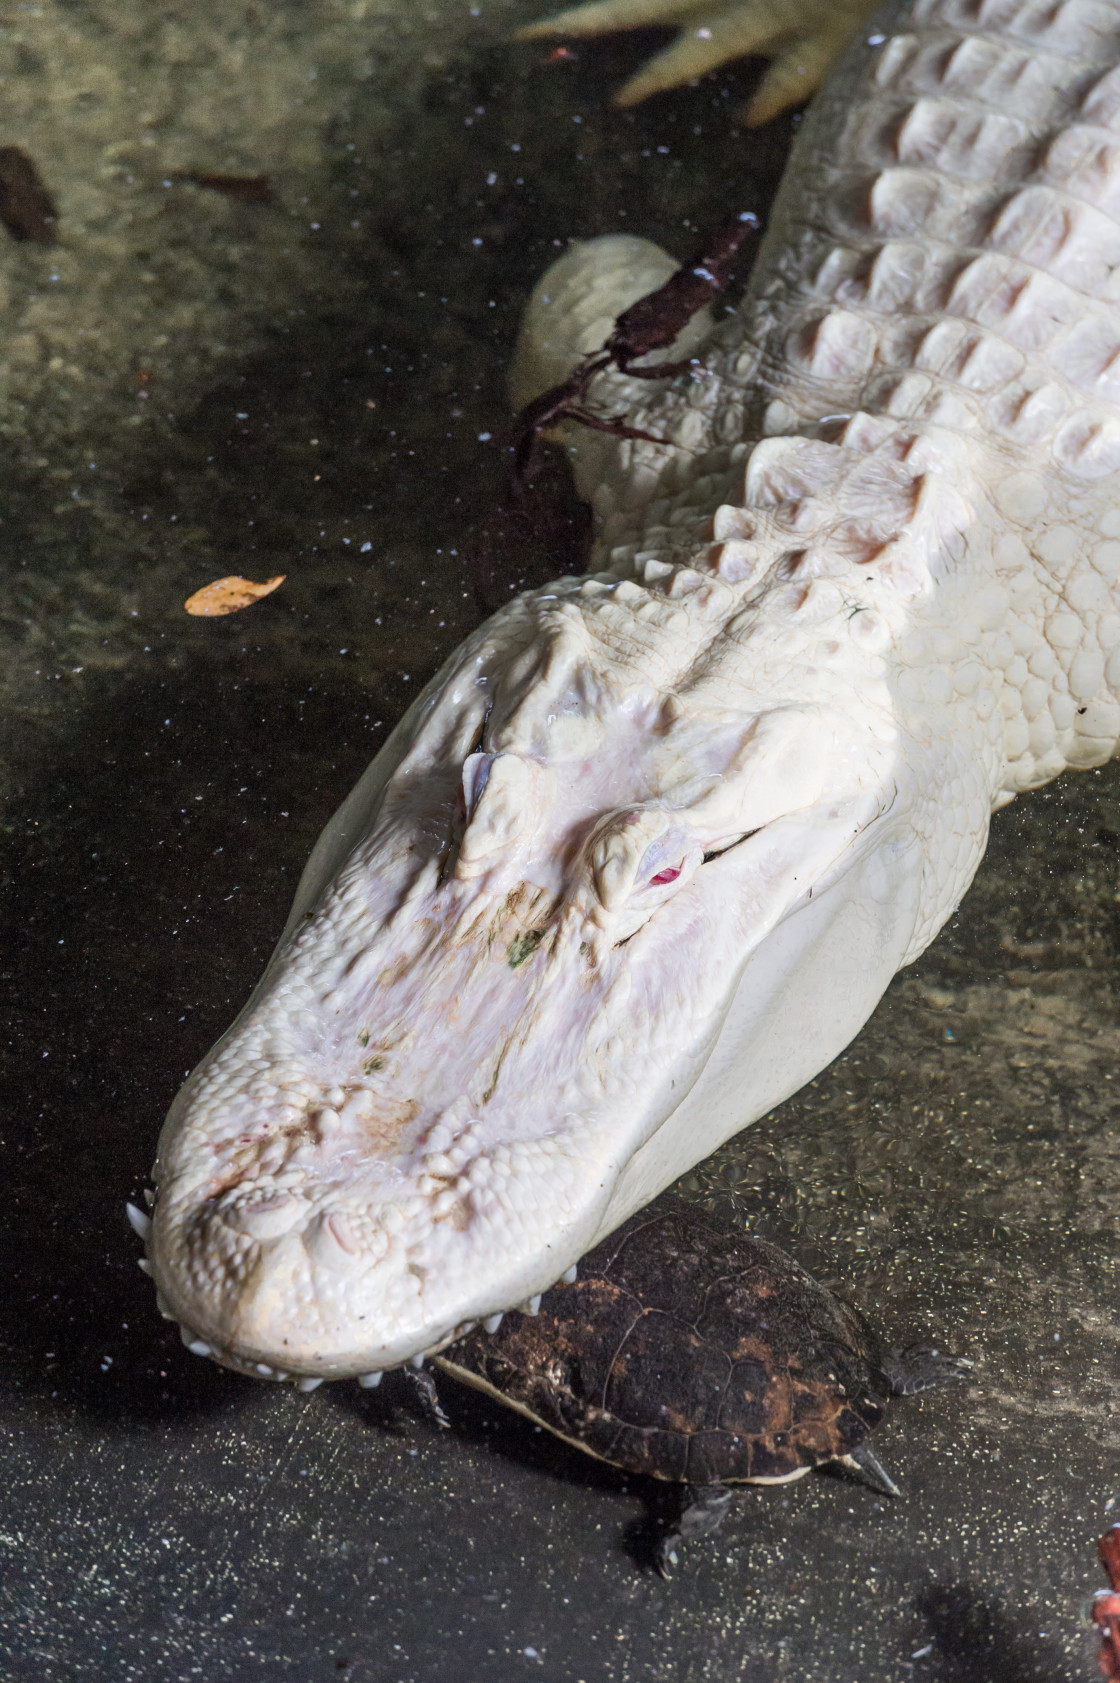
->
<box><xmin>0</xmin><ymin>146</ymin><xmax>58</xmax><ymax>243</ymax></box>
<box><xmin>176</xmin><ymin>171</ymin><xmax>273</xmax><ymax>204</ymax></box>
<box><xmin>184</xmin><ymin>574</ymin><xmax>286</xmax><ymax>616</ymax></box>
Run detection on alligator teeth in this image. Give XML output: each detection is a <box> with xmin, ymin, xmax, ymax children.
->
<box><xmin>562</xmin><ymin>1265</ymin><xmax>578</xmax><ymax>1284</ymax></box>
<box><xmin>296</xmin><ymin>1376</ymin><xmax>324</xmax><ymax>1392</ymax></box>
<box><xmin>143</xmin><ymin>1187</ymin><xmax>155</xmax><ymax>1208</ymax></box>
<box><xmin>483</xmin><ymin>1313</ymin><xmax>504</xmax><ymax>1334</ymax></box>
<box><xmin>155</xmin><ymin>1292</ymin><xmax>174</xmax><ymax>1321</ymax></box>
<box><xmin>409</xmin><ymin>1352</ymin><xmax>425</xmax><ymax>1370</ymax></box>
<box><xmin>125</xmin><ymin>1202</ymin><xmax>152</xmax><ymax>1241</ymax></box>
<box><xmin>180</xmin><ymin>1326</ymin><xmax>212</xmax><ymax>1357</ymax></box>
<box><xmin>357</xmin><ymin>1371</ymin><xmax>384</xmax><ymax>1388</ymax></box>
<box><xmin>520</xmin><ymin>1295</ymin><xmax>542</xmax><ymax>1316</ymax></box>
<box><xmin>255</xmin><ymin>1362</ymin><xmax>276</xmax><ymax>1378</ymax></box>
<box><xmin>137</xmin><ymin>1259</ymin><xmax>153</xmax><ymax>1276</ymax></box>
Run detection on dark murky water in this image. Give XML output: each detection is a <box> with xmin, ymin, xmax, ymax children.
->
<box><xmin>2</xmin><ymin>4</ymin><xmax>1117</xmax><ymax>1679</ymax></box>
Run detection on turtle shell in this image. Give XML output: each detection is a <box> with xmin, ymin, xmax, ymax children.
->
<box><xmin>438</xmin><ymin>1195</ymin><xmax>892</xmax><ymax>1486</ymax></box>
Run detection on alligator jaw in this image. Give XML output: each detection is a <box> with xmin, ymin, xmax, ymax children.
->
<box><xmin>144</xmin><ymin>569</ymin><xmax>949</xmax><ymax>1381</ymax></box>
<box><xmin>147</xmin><ymin>795</ymin><xmax>910</xmax><ymax>1381</ymax></box>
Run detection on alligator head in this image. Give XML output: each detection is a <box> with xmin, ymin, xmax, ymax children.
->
<box><xmin>147</xmin><ymin>512</ymin><xmax>993</xmax><ymax>1382</ymax></box>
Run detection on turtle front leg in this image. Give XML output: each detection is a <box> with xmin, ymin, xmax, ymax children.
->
<box><xmin>656</xmin><ymin>1483</ymin><xmax>734</xmax><ymax>1576</ymax></box>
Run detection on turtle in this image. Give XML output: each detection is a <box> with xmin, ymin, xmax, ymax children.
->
<box><xmin>418</xmin><ymin>1195</ymin><xmax>970</xmax><ymax>1572</ymax></box>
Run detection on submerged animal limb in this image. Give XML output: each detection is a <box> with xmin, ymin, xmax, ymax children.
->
<box><xmin>517</xmin><ymin>0</ymin><xmax>882</xmax><ymax>125</ymax></box>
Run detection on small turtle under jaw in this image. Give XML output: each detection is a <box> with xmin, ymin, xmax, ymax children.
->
<box><xmin>430</xmin><ymin>1195</ymin><xmax>967</xmax><ymax>1570</ymax></box>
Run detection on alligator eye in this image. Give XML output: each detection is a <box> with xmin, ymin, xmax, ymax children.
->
<box><xmin>648</xmin><ymin>865</ymin><xmax>682</xmax><ymax>886</ymax></box>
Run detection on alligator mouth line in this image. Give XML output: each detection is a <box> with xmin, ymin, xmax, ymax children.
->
<box><xmin>128</xmin><ymin>1195</ymin><xmax>577</xmax><ymax>1388</ymax></box>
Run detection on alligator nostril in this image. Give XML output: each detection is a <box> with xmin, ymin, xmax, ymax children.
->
<box><xmin>325</xmin><ymin>1212</ymin><xmax>359</xmax><ymax>1255</ymax></box>
<box><xmin>226</xmin><ymin>1193</ymin><xmax>306</xmax><ymax>1240</ymax></box>
<box><xmin>304</xmin><ymin>1210</ymin><xmax>368</xmax><ymax>1274</ymax></box>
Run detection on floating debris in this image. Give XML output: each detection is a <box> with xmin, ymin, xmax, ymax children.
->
<box><xmin>0</xmin><ymin>147</ymin><xmax>58</xmax><ymax>243</ymax></box>
<box><xmin>184</xmin><ymin>574</ymin><xmax>286</xmax><ymax>616</ymax></box>
<box><xmin>174</xmin><ymin>171</ymin><xmax>273</xmax><ymax>204</ymax></box>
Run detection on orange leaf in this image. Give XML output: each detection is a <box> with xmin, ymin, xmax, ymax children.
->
<box><xmin>184</xmin><ymin>574</ymin><xmax>286</xmax><ymax>616</ymax></box>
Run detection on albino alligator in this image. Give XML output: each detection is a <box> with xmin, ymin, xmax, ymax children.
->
<box><xmin>137</xmin><ymin>0</ymin><xmax>1120</xmax><ymax>1388</ymax></box>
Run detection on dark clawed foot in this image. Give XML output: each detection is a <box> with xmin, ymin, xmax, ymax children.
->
<box><xmin>510</xmin><ymin>211</ymin><xmax>761</xmax><ymax>487</ymax></box>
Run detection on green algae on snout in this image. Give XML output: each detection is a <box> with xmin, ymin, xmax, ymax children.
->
<box><xmin>507</xmin><ymin>930</ymin><xmax>543</xmax><ymax>969</ymax></box>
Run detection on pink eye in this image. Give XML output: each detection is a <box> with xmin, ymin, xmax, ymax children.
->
<box><xmin>648</xmin><ymin>865</ymin><xmax>681</xmax><ymax>887</ymax></box>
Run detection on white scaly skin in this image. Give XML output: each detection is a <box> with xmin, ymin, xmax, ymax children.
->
<box><xmin>145</xmin><ymin>0</ymin><xmax>1120</xmax><ymax>1383</ymax></box>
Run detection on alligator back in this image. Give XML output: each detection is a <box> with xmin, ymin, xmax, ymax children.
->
<box><xmin>586</xmin><ymin>0</ymin><xmax>1120</xmax><ymax>797</ymax></box>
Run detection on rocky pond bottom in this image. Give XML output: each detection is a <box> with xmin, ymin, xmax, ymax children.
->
<box><xmin>1</xmin><ymin>2</ymin><xmax>1118</xmax><ymax>1678</ymax></box>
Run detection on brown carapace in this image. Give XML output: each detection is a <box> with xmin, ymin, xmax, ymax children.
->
<box><xmin>432</xmin><ymin>1195</ymin><xmax>969</xmax><ymax>1573</ymax></box>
